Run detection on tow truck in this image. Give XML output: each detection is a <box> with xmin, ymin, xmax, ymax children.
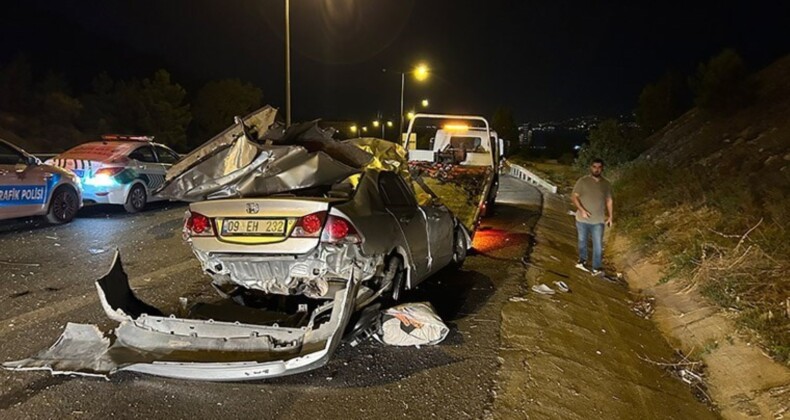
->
<box><xmin>403</xmin><ymin>114</ymin><xmax>502</xmax><ymax>236</ymax></box>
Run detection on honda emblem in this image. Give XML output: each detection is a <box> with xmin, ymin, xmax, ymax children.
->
<box><xmin>245</xmin><ymin>203</ymin><xmax>260</xmax><ymax>214</ymax></box>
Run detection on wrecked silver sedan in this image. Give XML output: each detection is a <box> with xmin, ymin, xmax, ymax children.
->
<box><xmin>4</xmin><ymin>107</ymin><xmax>467</xmax><ymax>381</ymax></box>
<box><xmin>186</xmin><ymin>167</ymin><xmax>467</xmax><ymax>302</ymax></box>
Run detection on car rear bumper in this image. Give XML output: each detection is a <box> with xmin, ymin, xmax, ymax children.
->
<box><xmin>2</xmin><ymin>250</ymin><xmax>359</xmax><ymax>381</ymax></box>
<box><xmin>81</xmin><ymin>184</ymin><xmax>130</xmax><ymax>205</ymax></box>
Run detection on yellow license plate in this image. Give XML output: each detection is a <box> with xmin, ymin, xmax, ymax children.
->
<box><xmin>221</xmin><ymin>219</ymin><xmax>286</xmax><ymax>236</ymax></box>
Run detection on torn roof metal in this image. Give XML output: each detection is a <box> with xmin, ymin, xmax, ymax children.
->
<box><xmin>156</xmin><ymin>106</ymin><xmax>382</xmax><ymax>202</ymax></box>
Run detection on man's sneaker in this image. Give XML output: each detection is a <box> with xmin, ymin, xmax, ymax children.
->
<box><xmin>591</xmin><ymin>269</ymin><xmax>604</xmax><ymax>277</ymax></box>
<box><xmin>575</xmin><ymin>261</ymin><xmax>590</xmax><ymax>272</ymax></box>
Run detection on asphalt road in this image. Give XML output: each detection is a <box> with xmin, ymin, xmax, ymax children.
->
<box><xmin>0</xmin><ymin>176</ymin><xmax>543</xmax><ymax>419</ymax></box>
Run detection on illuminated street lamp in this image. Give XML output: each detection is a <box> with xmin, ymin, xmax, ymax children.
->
<box><xmin>414</xmin><ymin>64</ymin><xmax>429</xmax><ymax>82</ymax></box>
<box><xmin>386</xmin><ymin>121</ymin><xmax>393</xmax><ymax>128</ymax></box>
<box><xmin>383</xmin><ymin>62</ymin><xmax>430</xmax><ymax>139</ymax></box>
<box><xmin>350</xmin><ymin>125</ymin><xmax>358</xmax><ymax>134</ymax></box>
<box><xmin>421</xmin><ymin>98</ymin><xmax>429</xmax><ymax>108</ymax></box>
<box><xmin>372</xmin><ymin>120</ymin><xmax>380</xmax><ymax>128</ymax></box>
<box><xmin>406</xmin><ymin>111</ymin><xmax>415</xmax><ymax>120</ymax></box>
<box><xmin>362</xmin><ymin>126</ymin><xmax>368</xmax><ymax>133</ymax></box>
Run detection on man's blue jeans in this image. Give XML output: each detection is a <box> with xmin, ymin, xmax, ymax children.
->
<box><xmin>576</xmin><ymin>221</ymin><xmax>604</xmax><ymax>270</ymax></box>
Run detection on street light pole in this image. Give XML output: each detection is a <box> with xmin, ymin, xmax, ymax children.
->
<box><xmin>399</xmin><ymin>72</ymin><xmax>405</xmax><ymax>142</ymax></box>
<box><xmin>285</xmin><ymin>0</ymin><xmax>292</xmax><ymax>127</ymax></box>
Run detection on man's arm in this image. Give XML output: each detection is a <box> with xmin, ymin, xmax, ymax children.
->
<box><xmin>572</xmin><ymin>193</ymin><xmax>591</xmax><ymax>219</ymax></box>
<box><xmin>605</xmin><ymin>195</ymin><xmax>613</xmax><ymax>227</ymax></box>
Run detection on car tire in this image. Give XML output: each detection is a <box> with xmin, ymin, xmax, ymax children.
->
<box><xmin>124</xmin><ymin>183</ymin><xmax>147</xmax><ymax>213</ymax></box>
<box><xmin>45</xmin><ymin>186</ymin><xmax>79</xmax><ymax>224</ymax></box>
<box><xmin>450</xmin><ymin>225</ymin><xmax>468</xmax><ymax>270</ymax></box>
<box><xmin>485</xmin><ymin>182</ymin><xmax>498</xmax><ymax>215</ymax></box>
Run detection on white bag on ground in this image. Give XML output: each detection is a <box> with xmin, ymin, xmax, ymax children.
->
<box><xmin>380</xmin><ymin>302</ymin><xmax>449</xmax><ymax>346</ymax></box>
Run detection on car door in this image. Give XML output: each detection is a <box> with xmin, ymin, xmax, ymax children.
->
<box><xmin>128</xmin><ymin>145</ymin><xmax>164</xmax><ymax>192</ymax></box>
<box><xmin>151</xmin><ymin>145</ymin><xmax>179</xmax><ymax>200</ymax></box>
<box><xmin>378</xmin><ymin>172</ymin><xmax>431</xmax><ymax>284</ymax></box>
<box><xmin>0</xmin><ymin>142</ymin><xmax>49</xmax><ymax>219</ymax></box>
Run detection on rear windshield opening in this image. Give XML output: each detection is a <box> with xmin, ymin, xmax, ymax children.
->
<box><xmin>268</xmin><ymin>175</ymin><xmax>360</xmax><ymax>200</ymax></box>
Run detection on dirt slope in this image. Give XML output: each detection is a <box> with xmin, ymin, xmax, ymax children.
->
<box><xmin>612</xmin><ymin>54</ymin><xmax>790</xmax><ymax>418</ymax></box>
<box><xmin>642</xmin><ymin>54</ymin><xmax>790</xmax><ymax>190</ymax></box>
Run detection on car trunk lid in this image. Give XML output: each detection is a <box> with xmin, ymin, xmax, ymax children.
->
<box><xmin>189</xmin><ymin>197</ymin><xmax>346</xmax><ymax>248</ymax></box>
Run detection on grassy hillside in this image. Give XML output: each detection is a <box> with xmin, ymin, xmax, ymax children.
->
<box><xmin>615</xmin><ymin>55</ymin><xmax>790</xmax><ymax>363</ymax></box>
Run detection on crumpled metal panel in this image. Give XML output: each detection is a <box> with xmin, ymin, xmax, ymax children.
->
<box><xmin>1</xmin><ymin>323</ymin><xmax>116</xmax><ymax>378</ymax></box>
<box><xmin>164</xmin><ymin>106</ymin><xmax>278</xmax><ymax>183</ymax></box>
<box><xmin>156</xmin><ymin>108</ymin><xmax>379</xmax><ymax>202</ymax></box>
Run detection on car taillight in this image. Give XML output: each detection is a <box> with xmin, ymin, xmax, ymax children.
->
<box><xmin>321</xmin><ymin>215</ymin><xmax>362</xmax><ymax>244</ymax></box>
<box><xmin>85</xmin><ymin>166</ymin><xmax>125</xmax><ymax>187</ymax></box>
<box><xmin>94</xmin><ymin>167</ymin><xmax>124</xmax><ymax>177</ymax></box>
<box><xmin>185</xmin><ymin>211</ymin><xmax>214</xmax><ymax>237</ymax></box>
<box><xmin>291</xmin><ymin>211</ymin><xmax>327</xmax><ymax>238</ymax></box>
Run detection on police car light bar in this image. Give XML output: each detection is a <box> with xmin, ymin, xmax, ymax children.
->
<box><xmin>101</xmin><ymin>134</ymin><xmax>155</xmax><ymax>142</ymax></box>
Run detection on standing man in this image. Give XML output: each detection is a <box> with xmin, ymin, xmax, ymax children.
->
<box><xmin>572</xmin><ymin>158</ymin><xmax>613</xmax><ymax>276</ymax></box>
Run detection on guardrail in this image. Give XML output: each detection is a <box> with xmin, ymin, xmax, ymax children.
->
<box><xmin>505</xmin><ymin>162</ymin><xmax>558</xmax><ymax>194</ymax></box>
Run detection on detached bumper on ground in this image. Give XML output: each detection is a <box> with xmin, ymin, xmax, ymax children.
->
<box><xmin>3</xmin><ymin>250</ymin><xmax>358</xmax><ymax>381</ymax></box>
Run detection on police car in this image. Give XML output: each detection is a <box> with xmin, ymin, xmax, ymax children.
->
<box><xmin>0</xmin><ymin>138</ymin><xmax>82</xmax><ymax>224</ymax></box>
<box><xmin>48</xmin><ymin>135</ymin><xmax>180</xmax><ymax>213</ymax></box>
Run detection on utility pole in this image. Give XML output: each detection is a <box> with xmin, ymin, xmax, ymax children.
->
<box><xmin>285</xmin><ymin>0</ymin><xmax>292</xmax><ymax>126</ymax></box>
<box><xmin>399</xmin><ymin>72</ymin><xmax>405</xmax><ymax>142</ymax></box>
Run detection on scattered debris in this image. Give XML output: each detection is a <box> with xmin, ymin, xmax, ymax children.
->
<box><xmin>629</xmin><ymin>295</ymin><xmax>656</xmax><ymax>319</ymax></box>
<box><xmin>531</xmin><ymin>284</ymin><xmax>555</xmax><ymax>295</ymax></box>
<box><xmin>0</xmin><ymin>261</ymin><xmax>40</xmax><ymax>267</ymax></box>
<box><xmin>88</xmin><ymin>248</ymin><xmax>107</xmax><ymax>255</ymax></box>
<box><xmin>553</xmin><ymin>281</ymin><xmax>570</xmax><ymax>293</ymax></box>
<box><xmin>508</xmin><ymin>296</ymin><xmax>528</xmax><ymax>303</ymax></box>
<box><xmin>639</xmin><ymin>350</ymin><xmax>712</xmax><ymax>405</ymax></box>
<box><xmin>378</xmin><ymin>302</ymin><xmax>449</xmax><ymax>347</ymax></box>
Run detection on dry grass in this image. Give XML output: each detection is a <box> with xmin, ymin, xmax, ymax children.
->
<box><xmin>615</xmin><ymin>161</ymin><xmax>790</xmax><ymax>363</ymax></box>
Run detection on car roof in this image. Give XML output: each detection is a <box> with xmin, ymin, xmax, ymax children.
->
<box><xmin>56</xmin><ymin>139</ymin><xmax>178</xmax><ymax>163</ymax></box>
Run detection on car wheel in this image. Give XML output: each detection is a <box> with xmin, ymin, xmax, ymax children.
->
<box><xmin>45</xmin><ymin>186</ymin><xmax>79</xmax><ymax>224</ymax></box>
<box><xmin>450</xmin><ymin>225</ymin><xmax>468</xmax><ymax>270</ymax></box>
<box><xmin>485</xmin><ymin>183</ymin><xmax>498</xmax><ymax>215</ymax></box>
<box><xmin>124</xmin><ymin>184</ymin><xmax>147</xmax><ymax>213</ymax></box>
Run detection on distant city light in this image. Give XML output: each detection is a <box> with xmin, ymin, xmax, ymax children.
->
<box><xmin>386</xmin><ymin>121</ymin><xmax>394</xmax><ymax>127</ymax></box>
<box><xmin>421</xmin><ymin>99</ymin><xmax>429</xmax><ymax>108</ymax></box>
<box><xmin>574</xmin><ymin>145</ymin><xmax>581</xmax><ymax>150</ymax></box>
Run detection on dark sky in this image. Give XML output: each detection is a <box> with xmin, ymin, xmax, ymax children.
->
<box><xmin>1</xmin><ymin>0</ymin><xmax>788</xmax><ymax>123</ymax></box>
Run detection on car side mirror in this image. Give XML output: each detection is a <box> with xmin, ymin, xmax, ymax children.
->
<box><xmin>14</xmin><ymin>162</ymin><xmax>27</xmax><ymax>173</ymax></box>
